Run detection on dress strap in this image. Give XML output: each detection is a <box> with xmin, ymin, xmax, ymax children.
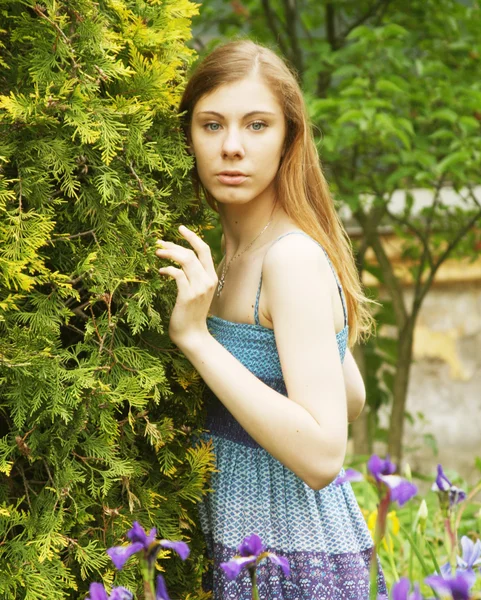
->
<box><xmin>254</xmin><ymin>231</ymin><xmax>348</xmax><ymax>328</ymax></box>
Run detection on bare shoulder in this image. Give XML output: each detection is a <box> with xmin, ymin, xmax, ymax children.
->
<box><xmin>262</xmin><ymin>232</ymin><xmax>334</xmax><ymax>292</ymax></box>
<box><xmin>261</xmin><ymin>231</ymin><xmax>344</xmax><ymax>334</ymax></box>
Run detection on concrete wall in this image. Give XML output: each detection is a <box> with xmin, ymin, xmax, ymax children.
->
<box><xmin>361</xmin><ymin>239</ymin><xmax>481</xmax><ymax>484</ymax></box>
<box><xmin>402</xmin><ymin>282</ymin><xmax>481</xmax><ymax>484</ymax></box>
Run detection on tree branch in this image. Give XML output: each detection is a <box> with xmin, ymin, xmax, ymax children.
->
<box><xmin>325</xmin><ymin>2</ymin><xmax>338</xmax><ymax>50</ymax></box>
<box><xmin>411</xmin><ymin>180</ymin><xmax>444</xmax><ymax>307</ymax></box>
<box><xmin>356</xmin><ymin>205</ymin><xmax>408</xmax><ymax>328</ymax></box>
<box><xmin>415</xmin><ymin>206</ymin><xmax>481</xmax><ymax>311</ymax></box>
<box><xmin>281</xmin><ymin>0</ymin><xmax>304</xmax><ymax>76</ymax></box>
<box><xmin>385</xmin><ymin>208</ymin><xmax>434</xmax><ymax>269</ymax></box>
<box><xmin>129</xmin><ymin>161</ymin><xmax>144</xmax><ymax>192</ymax></box>
<box><xmin>261</xmin><ymin>0</ymin><xmax>289</xmax><ymax>57</ymax></box>
<box><xmin>341</xmin><ymin>0</ymin><xmax>392</xmax><ymax>39</ymax></box>
<box><xmin>54</xmin><ymin>229</ymin><xmax>95</xmax><ymax>241</ymax></box>
<box><xmin>466</xmin><ymin>185</ymin><xmax>481</xmax><ymax>210</ymax></box>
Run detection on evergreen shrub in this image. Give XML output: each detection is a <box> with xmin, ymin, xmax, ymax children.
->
<box><xmin>0</xmin><ymin>1</ymin><xmax>215</xmax><ymax>598</ymax></box>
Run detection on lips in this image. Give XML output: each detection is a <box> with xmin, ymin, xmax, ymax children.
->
<box><xmin>217</xmin><ymin>172</ymin><xmax>248</xmax><ymax>185</ymax></box>
<box><xmin>218</xmin><ymin>171</ymin><xmax>247</xmax><ymax>176</ymax></box>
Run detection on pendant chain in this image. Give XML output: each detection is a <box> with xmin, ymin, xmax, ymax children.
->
<box><xmin>216</xmin><ymin>216</ymin><xmax>275</xmax><ymax>297</ymax></box>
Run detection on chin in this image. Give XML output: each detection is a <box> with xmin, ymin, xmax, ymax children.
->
<box><xmin>210</xmin><ymin>186</ymin><xmax>256</xmax><ymax>205</ymax></box>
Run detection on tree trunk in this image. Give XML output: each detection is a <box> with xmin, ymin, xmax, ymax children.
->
<box><xmin>351</xmin><ymin>410</ymin><xmax>370</xmax><ymax>455</ymax></box>
<box><xmin>388</xmin><ymin>320</ymin><xmax>415</xmax><ymax>465</ymax></box>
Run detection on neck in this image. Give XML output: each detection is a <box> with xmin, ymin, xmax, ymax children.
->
<box><xmin>218</xmin><ymin>197</ymin><xmax>280</xmax><ymax>259</ymax></box>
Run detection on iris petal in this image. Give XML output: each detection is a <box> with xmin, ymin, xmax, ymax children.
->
<box><xmin>159</xmin><ymin>540</ymin><xmax>190</xmax><ymax>561</ymax></box>
<box><xmin>107</xmin><ymin>542</ymin><xmax>144</xmax><ymax>570</ymax></box>
<box><xmin>391</xmin><ymin>578</ymin><xmax>410</xmax><ymax>600</ymax></box>
<box><xmin>267</xmin><ymin>553</ymin><xmax>290</xmax><ymax>577</ymax></box>
<box><xmin>156</xmin><ymin>574</ymin><xmax>171</xmax><ymax>600</ymax></box>
<box><xmin>87</xmin><ymin>583</ymin><xmax>109</xmax><ymax>600</ymax></box>
<box><xmin>127</xmin><ymin>521</ymin><xmax>157</xmax><ymax>548</ymax></box>
<box><xmin>425</xmin><ymin>570</ymin><xmax>476</xmax><ymax>600</ymax></box>
<box><xmin>220</xmin><ymin>556</ymin><xmax>256</xmax><ymax>580</ymax></box>
<box><xmin>408</xmin><ymin>582</ymin><xmax>423</xmax><ymax>600</ymax></box>
<box><xmin>110</xmin><ymin>587</ymin><xmax>134</xmax><ymax>600</ymax></box>
<box><xmin>238</xmin><ymin>533</ymin><xmax>264</xmax><ymax>557</ymax></box>
<box><xmin>335</xmin><ymin>468</ymin><xmax>364</xmax><ymax>485</ymax></box>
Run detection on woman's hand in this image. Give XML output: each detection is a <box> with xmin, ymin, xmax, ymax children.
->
<box><xmin>155</xmin><ymin>225</ymin><xmax>218</xmax><ymax>349</ymax></box>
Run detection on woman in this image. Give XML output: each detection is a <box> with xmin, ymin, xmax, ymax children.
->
<box><xmin>155</xmin><ymin>39</ymin><xmax>387</xmax><ymax>599</ymax></box>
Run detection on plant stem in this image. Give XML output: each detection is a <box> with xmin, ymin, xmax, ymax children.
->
<box><xmin>370</xmin><ymin>492</ymin><xmax>390</xmax><ymax>600</ymax></box>
<box><xmin>385</xmin><ymin>532</ymin><xmax>399</xmax><ymax>582</ymax></box>
<box><xmin>141</xmin><ymin>561</ymin><xmax>156</xmax><ymax>600</ymax></box>
<box><xmin>445</xmin><ymin>513</ymin><xmax>458</xmax><ymax>571</ymax></box>
<box><xmin>250</xmin><ymin>567</ymin><xmax>260</xmax><ymax>600</ymax></box>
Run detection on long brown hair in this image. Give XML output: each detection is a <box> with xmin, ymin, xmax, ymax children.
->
<box><xmin>178</xmin><ymin>39</ymin><xmax>374</xmax><ymax>346</ymax></box>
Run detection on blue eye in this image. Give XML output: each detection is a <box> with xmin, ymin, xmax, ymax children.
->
<box><xmin>251</xmin><ymin>121</ymin><xmax>266</xmax><ymax>131</ymax></box>
<box><xmin>205</xmin><ymin>123</ymin><xmax>221</xmax><ymax>131</ymax></box>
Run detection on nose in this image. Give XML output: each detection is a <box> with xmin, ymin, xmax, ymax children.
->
<box><xmin>221</xmin><ymin>126</ymin><xmax>245</xmax><ymax>159</ymax></box>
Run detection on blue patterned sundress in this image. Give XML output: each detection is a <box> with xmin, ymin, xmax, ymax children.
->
<box><xmin>197</xmin><ymin>231</ymin><xmax>388</xmax><ymax>599</ymax></box>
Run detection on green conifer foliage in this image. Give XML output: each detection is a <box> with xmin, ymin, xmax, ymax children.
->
<box><xmin>0</xmin><ymin>1</ymin><xmax>215</xmax><ymax>598</ymax></box>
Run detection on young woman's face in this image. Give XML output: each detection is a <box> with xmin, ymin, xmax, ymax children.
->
<box><xmin>190</xmin><ymin>75</ymin><xmax>286</xmax><ymax>207</ymax></box>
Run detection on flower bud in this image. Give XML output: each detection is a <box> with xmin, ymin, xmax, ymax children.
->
<box><xmin>416</xmin><ymin>499</ymin><xmax>428</xmax><ymax>533</ymax></box>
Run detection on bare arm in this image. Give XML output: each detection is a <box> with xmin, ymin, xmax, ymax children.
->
<box><xmin>343</xmin><ymin>347</ymin><xmax>366</xmax><ymax>423</ymax></box>
<box><xmin>179</xmin><ymin>236</ymin><xmax>347</xmax><ymax>491</ymax></box>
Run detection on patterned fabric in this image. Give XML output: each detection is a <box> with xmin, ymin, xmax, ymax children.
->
<box><xmin>197</xmin><ymin>231</ymin><xmax>388</xmax><ymax>599</ymax></box>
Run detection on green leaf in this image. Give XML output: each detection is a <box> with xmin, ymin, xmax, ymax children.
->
<box><xmin>436</xmin><ymin>150</ymin><xmax>471</xmax><ymax>174</ymax></box>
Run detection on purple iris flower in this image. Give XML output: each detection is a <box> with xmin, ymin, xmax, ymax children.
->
<box><xmin>425</xmin><ymin>569</ymin><xmax>476</xmax><ymax>600</ymax></box>
<box><xmin>127</xmin><ymin>521</ymin><xmax>157</xmax><ymax>548</ymax></box>
<box><xmin>86</xmin><ymin>583</ymin><xmax>133</xmax><ymax>600</ymax></box>
<box><xmin>221</xmin><ymin>555</ymin><xmax>258</xmax><ymax>579</ymax></box>
<box><xmin>431</xmin><ymin>465</ymin><xmax>466</xmax><ymax>508</ymax></box>
<box><xmin>457</xmin><ymin>536</ymin><xmax>481</xmax><ymax>572</ymax></box>
<box><xmin>391</xmin><ymin>577</ymin><xmax>423</xmax><ymax>600</ymax></box>
<box><xmin>156</xmin><ymin>574</ymin><xmax>170</xmax><ymax>600</ymax></box>
<box><xmin>110</xmin><ymin>588</ymin><xmax>134</xmax><ymax>600</ymax></box>
<box><xmin>159</xmin><ymin>539</ymin><xmax>190</xmax><ymax>561</ymax></box>
<box><xmin>335</xmin><ymin>456</ymin><xmax>417</xmax><ymax>507</ymax></box>
<box><xmin>220</xmin><ymin>533</ymin><xmax>290</xmax><ymax>581</ymax></box>
<box><xmin>368</xmin><ymin>455</ymin><xmax>417</xmax><ymax>507</ymax></box>
<box><xmin>440</xmin><ymin>562</ymin><xmax>454</xmax><ymax>578</ymax></box>
<box><xmin>368</xmin><ymin>455</ymin><xmax>397</xmax><ymax>481</ymax></box>
<box><xmin>87</xmin><ymin>583</ymin><xmax>108</xmax><ymax>600</ymax></box>
<box><xmin>107</xmin><ymin>542</ymin><xmax>144</xmax><ymax>570</ymax></box>
<box><xmin>107</xmin><ymin>522</ymin><xmax>190</xmax><ymax>571</ymax></box>
<box><xmin>239</xmin><ymin>533</ymin><xmax>265</xmax><ymax>557</ymax></box>
<box><xmin>383</xmin><ymin>476</ymin><xmax>418</xmax><ymax>507</ymax></box>
<box><xmin>336</xmin><ymin>468</ymin><xmax>364</xmax><ymax>485</ymax></box>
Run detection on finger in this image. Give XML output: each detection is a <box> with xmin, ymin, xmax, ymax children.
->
<box><xmin>177</xmin><ymin>225</ymin><xmax>218</xmax><ymax>281</ymax></box>
<box><xmin>156</xmin><ymin>246</ymin><xmax>206</xmax><ymax>287</ymax></box>
<box><xmin>158</xmin><ymin>266</ymin><xmax>190</xmax><ymax>295</ymax></box>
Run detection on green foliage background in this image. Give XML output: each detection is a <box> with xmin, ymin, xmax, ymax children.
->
<box><xmin>0</xmin><ymin>0</ymin><xmax>215</xmax><ymax>598</ymax></box>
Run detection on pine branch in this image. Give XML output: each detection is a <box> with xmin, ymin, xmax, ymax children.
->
<box><xmin>32</xmin><ymin>4</ymin><xmax>96</xmax><ymax>82</ymax></box>
<box><xmin>129</xmin><ymin>161</ymin><xmax>145</xmax><ymax>192</ymax></box>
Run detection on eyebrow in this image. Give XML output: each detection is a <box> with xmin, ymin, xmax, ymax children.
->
<box><xmin>196</xmin><ymin>110</ymin><xmax>276</xmax><ymax>118</ymax></box>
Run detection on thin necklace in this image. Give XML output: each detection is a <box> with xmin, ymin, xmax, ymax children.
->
<box><xmin>216</xmin><ymin>214</ymin><xmax>275</xmax><ymax>297</ymax></box>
